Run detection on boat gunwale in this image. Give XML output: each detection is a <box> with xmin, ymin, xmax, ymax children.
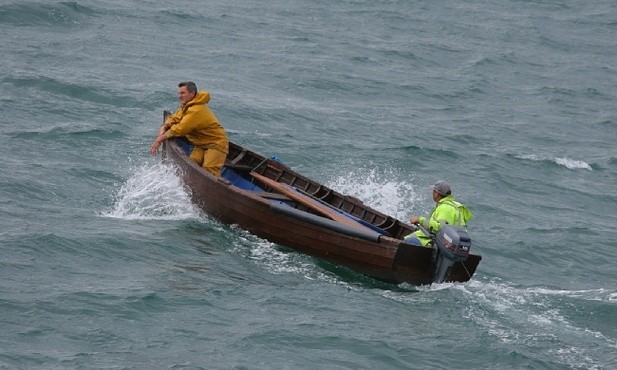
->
<box><xmin>225</xmin><ymin>142</ymin><xmax>416</xmax><ymax>240</ymax></box>
<box><xmin>162</xmin><ymin>135</ymin><xmax>482</xmax><ymax>285</ymax></box>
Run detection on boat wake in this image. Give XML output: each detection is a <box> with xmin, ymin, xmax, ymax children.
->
<box><xmin>455</xmin><ymin>279</ymin><xmax>616</xmax><ymax>369</ymax></box>
<box><xmin>102</xmin><ymin>160</ymin><xmax>202</xmax><ymax>220</ymax></box>
<box><xmin>229</xmin><ymin>226</ymin><xmax>358</xmax><ymax>287</ymax></box>
<box><xmin>377</xmin><ymin>277</ymin><xmax>616</xmax><ymax>368</ymax></box>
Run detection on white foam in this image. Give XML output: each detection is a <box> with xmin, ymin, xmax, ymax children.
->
<box><xmin>102</xmin><ymin>160</ymin><xmax>202</xmax><ymax>220</ymax></box>
<box><xmin>554</xmin><ymin>157</ymin><xmax>593</xmax><ymax>170</ymax></box>
<box><xmin>229</xmin><ymin>227</ymin><xmax>356</xmax><ymax>287</ymax></box>
<box><xmin>451</xmin><ymin>279</ymin><xmax>617</xmax><ymax>369</ymax></box>
<box><xmin>517</xmin><ymin>154</ymin><xmax>592</xmax><ymax>170</ymax></box>
<box><xmin>326</xmin><ymin>167</ymin><xmax>422</xmax><ymax>221</ymax></box>
<box><xmin>526</xmin><ymin>287</ymin><xmax>616</xmax><ymax>301</ymax></box>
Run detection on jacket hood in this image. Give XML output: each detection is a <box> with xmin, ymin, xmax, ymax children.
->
<box><xmin>440</xmin><ymin>195</ymin><xmax>474</xmax><ymax>223</ymax></box>
<box><xmin>185</xmin><ymin>90</ymin><xmax>211</xmax><ymax>107</ymax></box>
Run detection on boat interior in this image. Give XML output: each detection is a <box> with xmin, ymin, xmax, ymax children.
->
<box><xmin>221</xmin><ymin>142</ymin><xmax>415</xmax><ymax>240</ymax></box>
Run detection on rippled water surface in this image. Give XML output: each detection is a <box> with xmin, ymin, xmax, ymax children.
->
<box><xmin>1</xmin><ymin>1</ymin><xmax>616</xmax><ymax>369</ymax></box>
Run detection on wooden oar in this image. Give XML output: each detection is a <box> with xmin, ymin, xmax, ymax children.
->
<box><xmin>250</xmin><ymin>172</ymin><xmax>370</xmax><ymax>231</ymax></box>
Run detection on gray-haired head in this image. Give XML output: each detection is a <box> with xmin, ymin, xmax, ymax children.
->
<box><xmin>432</xmin><ymin>180</ymin><xmax>451</xmax><ymax>196</ymax></box>
<box><xmin>178</xmin><ymin>81</ymin><xmax>197</xmax><ymax>94</ymax></box>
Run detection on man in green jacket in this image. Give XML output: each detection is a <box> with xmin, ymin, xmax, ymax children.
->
<box><xmin>404</xmin><ymin>180</ymin><xmax>473</xmax><ymax>247</ymax></box>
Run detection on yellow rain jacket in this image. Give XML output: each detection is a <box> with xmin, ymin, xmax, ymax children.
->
<box><xmin>164</xmin><ymin>90</ymin><xmax>229</xmax><ymax>154</ymax></box>
<box><xmin>407</xmin><ymin>195</ymin><xmax>473</xmax><ymax>246</ymax></box>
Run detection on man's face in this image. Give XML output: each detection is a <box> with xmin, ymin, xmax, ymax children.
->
<box><xmin>178</xmin><ymin>86</ymin><xmax>195</xmax><ymax>104</ymax></box>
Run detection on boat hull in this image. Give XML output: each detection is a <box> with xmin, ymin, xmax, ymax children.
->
<box><xmin>162</xmin><ymin>138</ymin><xmax>481</xmax><ymax>285</ymax></box>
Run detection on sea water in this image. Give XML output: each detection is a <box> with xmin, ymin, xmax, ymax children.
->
<box><xmin>1</xmin><ymin>1</ymin><xmax>616</xmax><ymax>368</ymax></box>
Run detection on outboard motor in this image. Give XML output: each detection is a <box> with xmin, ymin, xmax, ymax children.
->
<box><xmin>432</xmin><ymin>225</ymin><xmax>471</xmax><ymax>283</ymax></box>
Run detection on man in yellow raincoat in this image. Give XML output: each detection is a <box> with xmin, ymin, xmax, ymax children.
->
<box><xmin>150</xmin><ymin>81</ymin><xmax>229</xmax><ymax>177</ymax></box>
<box><xmin>404</xmin><ymin>180</ymin><xmax>473</xmax><ymax>247</ymax></box>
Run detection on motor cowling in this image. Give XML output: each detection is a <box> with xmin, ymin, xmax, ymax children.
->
<box><xmin>433</xmin><ymin>225</ymin><xmax>471</xmax><ymax>283</ymax></box>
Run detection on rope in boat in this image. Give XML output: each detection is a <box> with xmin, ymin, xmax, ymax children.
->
<box><xmin>252</xmin><ymin>157</ymin><xmax>270</xmax><ymax>172</ymax></box>
<box><xmin>459</xmin><ymin>260</ymin><xmax>472</xmax><ymax>280</ymax></box>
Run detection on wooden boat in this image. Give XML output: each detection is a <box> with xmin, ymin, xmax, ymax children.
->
<box><xmin>161</xmin><ymin>112</ymin><xmax>481</xmax><ymax>285</ymax></box>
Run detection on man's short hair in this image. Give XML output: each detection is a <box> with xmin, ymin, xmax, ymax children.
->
<box><xmin>179</xmin><ymin>81</ymin><xmax>197</xmax><ymax>94</ymax></box>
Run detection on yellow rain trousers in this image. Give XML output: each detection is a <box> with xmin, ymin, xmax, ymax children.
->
<box><xmin>164</xmin><ymin>90</ymin><xmax>229</xmax><ymax>176</ymax></box>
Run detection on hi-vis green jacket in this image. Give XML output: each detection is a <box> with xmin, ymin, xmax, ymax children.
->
<box><xmin>164</xmin><ymin>90</ymin><xmax>229</xmax><ymax>154</ymax></box>
<box><xmin>407</xmin><ymin>195</ymin><xmax>473</xmax><ymax>246</ymax></box>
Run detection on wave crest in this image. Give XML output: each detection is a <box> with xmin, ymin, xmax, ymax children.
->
<box><xmin>0</xmin><ymin>2</ymin><xmax>95</xmax><ymax>28</ymax></box>
<box><xmin>516</xmin><ymin>154</ymin><xmax>592</xmax><ymax>170</ymax></box>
